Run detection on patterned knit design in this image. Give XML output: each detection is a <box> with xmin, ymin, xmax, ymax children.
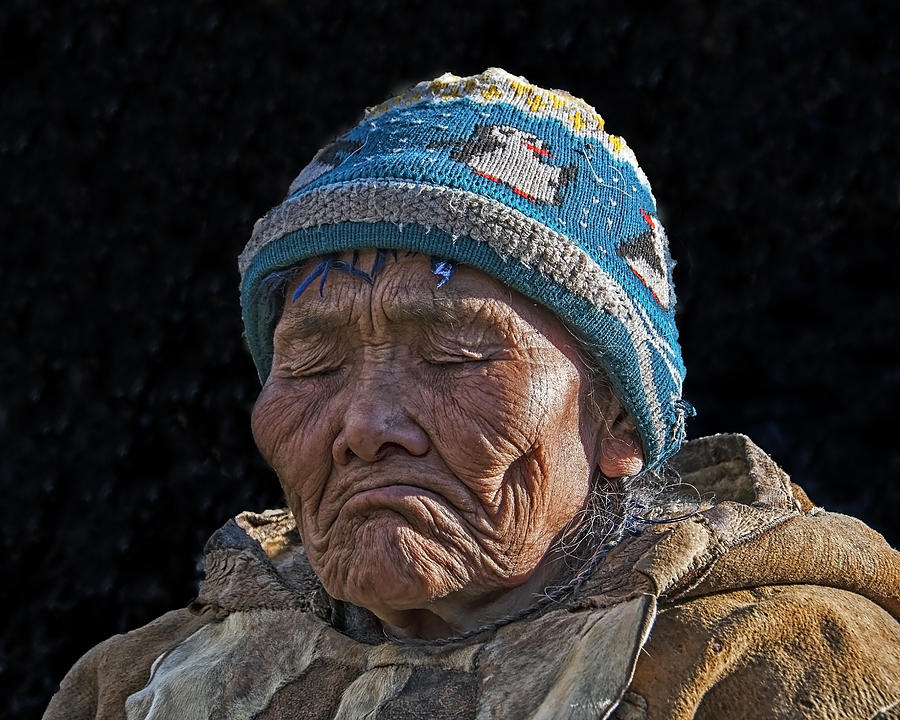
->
<box><xmin>239</xmin><ymin>68</ymin><xmax>688</xmax><ymax>468</ymax></box>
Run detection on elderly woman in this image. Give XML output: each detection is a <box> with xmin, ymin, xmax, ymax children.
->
<box><xmin>46</xmin><ymin>69</ymin><xmax>899</xmax><ymax>720</ymax></box>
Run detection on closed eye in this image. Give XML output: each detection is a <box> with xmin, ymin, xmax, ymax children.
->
<box><xmin>287</xmin><ymin>346</ymin><xmax>345</xmax><ymax>378</ymax></box>
<box><xmin>425</xmin><ymin>349</ymin><xmax>488</xmax><ymax>365</ymax></box>
<box><xmin>421</xmin><ymin>325</ymin><xmax>510</xmax><ymax>366</ymax></box>
<box><xmin>421</xmin><ymin>339</ymin><xmax>509</xmax><ymax>367</ymax></box>
<box><xmin>290</xmin><ymin>362</ymin><xmax>343</xmax><ymax>378</ymax></box>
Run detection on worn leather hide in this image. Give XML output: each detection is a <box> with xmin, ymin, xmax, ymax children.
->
<box><xmin>45</xmin><ymin>435</ymin><xmax>900</xmax><ymax>719</ymax></box>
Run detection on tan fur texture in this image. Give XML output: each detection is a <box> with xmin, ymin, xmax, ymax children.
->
<box><xmin>44</xmin><ymin>609</ymin><xmax>213</xmax><ymax>720</ymax></box>
<box><xmin>44</xmin><ymin>435</ymin><xmax>900</xmax><ymax>720</ymax></box>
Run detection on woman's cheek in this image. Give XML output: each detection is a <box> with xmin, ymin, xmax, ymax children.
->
<box><xmin>252</xmin><ymin>379</ymin><xmax>338</xmax><ymax>503</ymax></box>
<box><xmin>443</xmin><ymin>364</ymin><xmax>536</xmax><ymax>435</ymax></box>
<box><xmin>427</xmin><ymin>369</ymin><xmax>539</xmax><ymax>484</ymax></box>
<box><xmin>251</xmin><ymin>384</ymin><xmax>291</xmax><ymax>466</ymax></box>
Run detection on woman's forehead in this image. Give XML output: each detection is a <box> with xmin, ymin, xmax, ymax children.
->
<box><xmin>280</xmin><ymin>250</ymin><xmax>573</xmax><ymax>345</ymax></box>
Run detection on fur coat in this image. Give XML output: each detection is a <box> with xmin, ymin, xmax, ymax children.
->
<box><xmin>44</xmin><ymin>434</ymin><xmax>900</xmax><ymax>719</ymax></box>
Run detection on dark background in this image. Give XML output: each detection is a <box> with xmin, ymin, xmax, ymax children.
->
<box><xmin>2</xmin><ymin>0</ymin><xmax>898</xmax><ymax>717</ymax></box>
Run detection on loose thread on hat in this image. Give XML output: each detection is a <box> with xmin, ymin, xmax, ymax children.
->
<box><xmin>291</xmin><ymin>250</ymin><xmax>456</xmax><ymax>303</ymax></box>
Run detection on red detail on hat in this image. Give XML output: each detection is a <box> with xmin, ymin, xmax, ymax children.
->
<box><xmin>473</xmin><ymin>170</ymin><xmax>537</xmax><ymax>203</ymax></box>
<box><xmin>640</xmin><ymin>208</ymin><xmax>655</xmax><ymax>228</ymax></box>
<box><xmin>522</xmin><ymin>141</ymin><xmax>553</xmax><ymax>158</ymax></box>
<box><xmin>629</xmin><ymin>266</ymin><xmax>663</xmax><ymax>308</ymax></box>
<box><xmin>512</xmin><ymin>186</ymin><xmax>537</xmax><ymax>202</ymax></box>
<box><xmin>473</xmin><ymin>170</ymin><xmax>500</xmax><ymax>183</ymax></box>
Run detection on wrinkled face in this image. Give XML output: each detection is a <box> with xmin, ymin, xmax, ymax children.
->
<box><xmin>251</xmin><ymin>252</ymin><xmax>602</xmax><ymax>621</ymax></box>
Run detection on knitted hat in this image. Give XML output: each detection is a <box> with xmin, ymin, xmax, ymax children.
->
<box><xmin>239</xmin><ymin>68</ymin><xmax>689</xmax><ymax>469</ymax></box>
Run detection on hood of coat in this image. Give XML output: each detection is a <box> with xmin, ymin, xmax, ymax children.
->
<box><xmin>194</xmin><ymin>434</ymin><xmax>900</xmax><ymax>635</ymax></box>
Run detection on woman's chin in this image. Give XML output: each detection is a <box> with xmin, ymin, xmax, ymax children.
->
<box><xmin>316</xmin><ymin>515</ymin><xmax>474</xmax><ymax>613</ymax></box>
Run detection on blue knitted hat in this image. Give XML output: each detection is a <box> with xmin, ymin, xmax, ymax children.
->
<box><xmin>239</xmin><ymin>68</ymin><xmax>689</xmax><ymax>469</ymax></box>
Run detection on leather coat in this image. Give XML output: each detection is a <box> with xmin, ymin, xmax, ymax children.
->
<box><xmin>44</xmin><ymin>435</ymin><xmax>900</xmax><ymax>719</ymax></box>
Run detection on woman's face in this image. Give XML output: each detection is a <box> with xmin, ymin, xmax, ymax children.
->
<box><xmin>252</xmin><ymin>251</ymin><xmax>603</xmax><ymax>630</ymax></box>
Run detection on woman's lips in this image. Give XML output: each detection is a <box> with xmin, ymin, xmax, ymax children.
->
<box><xmin>314</xmin><ymin>464</ymin><xmax>490</xmax><ymax>535</ymax></box>
<box><xmin>340</xmin><ymin>484</ymin><xmax>449</xmax><ymax>519</ymax></box>
<box><xmin>322</xmin><ymin>470</ymin><xmax>473</xmax><ymax>528</ymax></box>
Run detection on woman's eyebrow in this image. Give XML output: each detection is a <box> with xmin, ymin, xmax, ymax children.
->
<box><xmin>387</xmin><ymin>297</ymin><xmax>483</xmax><ymax>327</ymax></box>
<box><xmin>277</xmin><ymin>310</ymin><xmax>345</xmax><ymax>339</ymax></box>
<box><xmin>281</xmin><ymin>297</ymin><xmax>500</xmax><ymax>338</ymax></box>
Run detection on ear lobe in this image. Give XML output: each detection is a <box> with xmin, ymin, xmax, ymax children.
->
<box><xmin>598</xmin><ymin>412</ymin><xmax>645</xmax><ymax>478</ymax></box>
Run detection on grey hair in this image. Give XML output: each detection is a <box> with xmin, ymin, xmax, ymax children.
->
<box><xmin>521</xmin><ymin>335</ymin><xmax>702</xmax><ymax>622</ymax></box>
<box><xmin>256</xmin><ymin>267</ymin><xmax>298</xmax><ymax>321</ymax></box>
<box><xmin>572</xmin><ymin>336</ymin><xmax>703</xmax><ymax>533</ymax></box>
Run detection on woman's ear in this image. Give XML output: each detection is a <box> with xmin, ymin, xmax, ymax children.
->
<box><xmin>598</xmin><ymin>410</ymin><xmax>645</xmax><ymax>479</ymax></box>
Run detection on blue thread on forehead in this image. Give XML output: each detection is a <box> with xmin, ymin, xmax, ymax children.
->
<box><xmin>291</xmin><ymin>264</ymin><xmax>324</xmax><ymax>302</ymax></box>
<box><xmin>291</xmin><ymin>250</ymin><xmax>456</xmax><ymax>303</ymax></box>
<box><xmin>368</xmin><ymin>248</ymin><xmax>391</xmax><ymax>277</ymax></box>
<box><xmin>431</xmin><ymin>258</ymin><xmax>455</xmax><ymax>287</ymax></box>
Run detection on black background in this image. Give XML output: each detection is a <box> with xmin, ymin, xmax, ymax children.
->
<box><xmin>2</xmin><ymin>1</ymin><xmax>898</xmax><ymax>717</ymax></box>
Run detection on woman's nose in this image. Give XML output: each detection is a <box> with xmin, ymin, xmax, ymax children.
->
<box><xmin>332</xmin><ymin>379</ymin><xmax>430</xmax><ymax>464</ymax></box>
